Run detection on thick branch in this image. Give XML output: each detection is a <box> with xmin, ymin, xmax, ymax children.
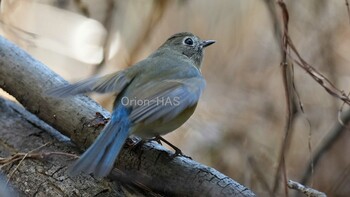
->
<box><xmin>0</xmin><ymin>97</ymin><xmax>124</xmax><ymax>196</ymax></box>
<box><xmin>0</xmin><ymin>36</ymin><xmax>256</xmax><ymax>196</ymax></box>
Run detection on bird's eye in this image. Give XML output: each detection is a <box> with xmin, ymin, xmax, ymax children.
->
<box><xmin>184</xmin><ymin>38</ymin><xmax>194</xmax><ymax>46</ymax></box>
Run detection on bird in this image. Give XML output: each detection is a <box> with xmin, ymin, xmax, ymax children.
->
<box><xmin>47</xmin><ymin>32</ymin><xmax>215</xmax><ymax>178</ymax></box>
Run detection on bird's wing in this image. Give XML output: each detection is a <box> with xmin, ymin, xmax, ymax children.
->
<box><xmin>46</xmin><ymin>70</ymin><xmax>133</xmax><ymax>97</ymax></box>
<box><xmin>127</xmin><ymin>77</ymin><xmax>205</xmax><ymax>124</ymax></box>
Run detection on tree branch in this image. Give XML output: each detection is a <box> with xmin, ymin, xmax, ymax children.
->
<box><xmin>0</xmin><ymin>97</ymin><xmax>125</xmax><ymax>196</ymax></box>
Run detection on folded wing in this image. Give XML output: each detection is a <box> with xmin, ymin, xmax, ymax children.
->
<box><xmin>127</xmin><ymin>77</ymin><xmax>205</xmax><ymax>124</ymax></box>
<box><xmin>46</xmin><ymin>71</ymin><xmax>133</xmax><ymax>97</ymax></box>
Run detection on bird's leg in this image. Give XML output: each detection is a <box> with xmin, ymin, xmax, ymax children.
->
<box><xmin>155</xmin><ymin>135</ymin><xmax>192</xmax><ymax>159</ymax></box>
<box><xmin>147</xmin><ymin>137</ymin><xmax>162</xmax><ymax>145</ymax></box>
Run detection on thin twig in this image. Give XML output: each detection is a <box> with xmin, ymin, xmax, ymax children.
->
<box><xmin>0</xmin><ymin>151</ymin><xmax>78</xmax><ymax>167</ymax></box>
<box><xmin>273</xmin><ymin>1</ymin><xmax>294</xmax><ymax>196</ymax></box>
<box><xmin>288</xmin><ymin>180</ymin><xmax>326</xmax><ymax>197</ymax></box>
<box><xmin>345</xmin><ymin>0</ymin><xmax>350</xmax><ymax>24</ymax></box>
<box><xmin>274</xmin><ymin>2</ymin><xmax>350</xmax><ymax>191</ymax></box>
<box><xmin>272</xmin><ymin>1</ymin><xmax>350</xmax><ymax>188</ymax></box>
<box><xmin>6</xmin><ymin>142</ymin><xmax>52</xmax><ymax>183</ymax></box>
<box><xmin>307</xmin><ymin>118</ymin><xmax>314</xmax><ymax>187</ymax></box>
<box><xmin>284</xmin><ymin>34</ymin><xmax>350</xmax><ymax>105</ymax></box>
<box><xmin>275</xmin><ymin>2</ymin><xmax>350</xmax><ymax>106</ymax></box>
<box><xmin>6</xmin><ymin>152</ymin><xmax>29</xmax><ymax>184</ymax></box>
<box><xmin>0</xmin><ymin>142</ymin><xmax>78</xmax><ymax>184</ymax></box>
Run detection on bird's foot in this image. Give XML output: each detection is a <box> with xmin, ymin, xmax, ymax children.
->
<box><xmin>155</xmin><ymin>136</ymin><xmax>192</xmax><ymax>160</ymax></box>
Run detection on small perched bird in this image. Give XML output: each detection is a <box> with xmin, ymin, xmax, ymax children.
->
<box><xmin>48</xmin><ymin>32</ymin><xmax>215</xmax><ymax>178</ymax></box>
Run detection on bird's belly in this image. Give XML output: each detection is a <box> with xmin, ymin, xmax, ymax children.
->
<box><xmin>130</xmin><ymin>105</ymin><xmax>196</xmax><ymax>139</ymax></box>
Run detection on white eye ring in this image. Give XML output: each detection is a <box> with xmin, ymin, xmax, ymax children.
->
<box><xmin>183</xmin><ymin>37</ymin><xmax>194</xmax><ymax>46</ymax></box>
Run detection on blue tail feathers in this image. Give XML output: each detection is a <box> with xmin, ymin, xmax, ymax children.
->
<box><xmin>68</xmin><ymin>105</ymin><xmax>130</xmax><ymax>178</ymax></box>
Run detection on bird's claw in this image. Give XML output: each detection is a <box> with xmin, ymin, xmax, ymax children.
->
<box><xmin>170</xmin><ymin>147</ymin><xmax>192</xmax><ymax>160</ymax></box>
<box><xmin>154</xmin><ymin>136</ymin><xmax>192</xmax><ymax>160</ymax></box>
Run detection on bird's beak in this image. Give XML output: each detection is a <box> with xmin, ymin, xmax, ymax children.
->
<box><xmin>201</xmin><ymin>40</ymin><xmax>216</xmax><ymax>48</ymax></box>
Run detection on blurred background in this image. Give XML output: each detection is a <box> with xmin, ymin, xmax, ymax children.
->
<box><xmin>1</xmin><ymin>0</ymin><xmax>350</xmax><ymax>196</ymax></box>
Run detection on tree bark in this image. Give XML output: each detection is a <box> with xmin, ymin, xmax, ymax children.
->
<box><xmin>0</xmin><ymin>35</ymin><xmax>256</xmax><ymax>196</ymax></box>
<box><xmin>0</xmin><ymin>97</ymin><xmax>125</xmax><ymax>196</ymax></box>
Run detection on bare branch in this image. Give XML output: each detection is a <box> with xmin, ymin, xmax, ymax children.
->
<box><xmin>273</xmin><ymin>1</ymin><xmax>350</xmax><ymax>194</ymax></box>
<box><xmin>0</xmin><ymin>97</ymin><xmax>124</xmax><ymax>196</ymax></box>
<box><xmin>345</xmin><ymin>0</ymin><xmax>350</xmax><ymax>24</ymax></box>
<box><xmin>288</xmin><ymin>180</ymin><xmax>326</xmax><ymax>197</ymax></box>
<box><xmin>273</xmin><ymin>1</ymin><xmax>296</xmax><ymax>196</ymax></box>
